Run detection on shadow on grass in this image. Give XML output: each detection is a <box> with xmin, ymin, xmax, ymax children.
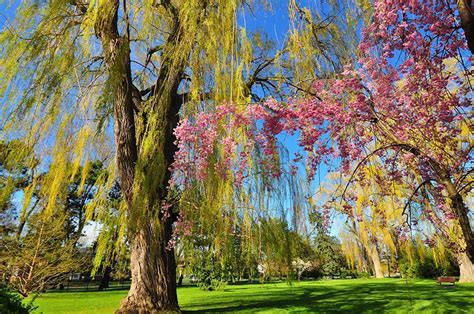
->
<box><xmin>183</xmin><ymin>280</ymin><xmax>474</xmax><ymax>313</ymax></box>
<box><xmin>44</xmin><ymin>286</ymin><xmax>132</xmax><ymax>293</ymax></box>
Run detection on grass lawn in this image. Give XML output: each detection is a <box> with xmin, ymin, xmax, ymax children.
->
<box><xmin>29</xmin><ymin>278</ymin><xmax>474</xmax><ymax>313</ymax></box>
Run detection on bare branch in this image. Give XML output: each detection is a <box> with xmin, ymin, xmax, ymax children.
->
<box><xmin>144</xmin><ymin>45</ymin><xmax>163</xmax><ymax>68</ymax></box>
<box><xmin>67</xmin><ymin>0</ymin><xmax>90</xmax><ymax>14</ymax></box>
<box><xmin>401</xmin><ymin>179</ymin><xmax>437</xmax><ymax>219</ymax></box>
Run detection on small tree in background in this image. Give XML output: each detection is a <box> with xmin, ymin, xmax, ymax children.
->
<box><xmin>1</xmin><ymin>212</ymin><xmax>82</xmax><ymax>296</ymax></box>
<box><xmin>292</xmin><ymin>258</ymin><xmax>312</xmax><ymax>281</ymax></box>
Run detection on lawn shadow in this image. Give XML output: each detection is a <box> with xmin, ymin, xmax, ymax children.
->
<box><xmin>182</xmin><ymin>280</ymin><xmax>474</xmax><ymax>313</ymax></box>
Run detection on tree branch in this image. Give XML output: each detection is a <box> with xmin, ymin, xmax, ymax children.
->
<box><xmin>401</xmin><ymin>179</ymin><xmax>437</xmax><ymax>219</ymax></box>
<box><xmin>67</xmin><ymin>0</ymin><xmax>89</xmax><ymax>14</ymax></box>
<box><xmin>144</xmin><ymin>45</ymin><xmax>163</xmax><ymax>68</ymax></box>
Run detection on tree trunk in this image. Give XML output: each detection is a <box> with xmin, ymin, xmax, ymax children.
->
<box><xmin>117</xmin><ymin>220</ymin><xmax>179</xmax><ymax>313</ymax></box>
<box><xmin>94</xmin><ymin>1</ymin><xmax>202</xmax><ymax>311</ymax></box>
<box><xmin>98</xmin><ymin>265</ymin><xmax>112</xmax><ymax>291</ymax></box>
<box><xmin>390</xmin><ymin>141</ymin><xmax>474</xmax><ymax>283</ymax></box>
<box><xmin>442</xmin><ymin>182</ymin><xmax>474</xmax><ymax>283</ymax></box>
<box><xmin>457</xmin><ymin>0</ymin><xmax>474</xmax><ymax>54</ymax></box>
<box><xmin>457</xmin><ymin>251</ymin><xmax>474</xmax><ymax>283</ymax></box>
<box><xmin>368</xmin><ymin>247</ymin><xmax>384</xmax><ymax>279</ymax></box>
<box><xmin>358</xmin><ymin>242</ymin><xmax>370</xmax><ymax>273</ymax></box>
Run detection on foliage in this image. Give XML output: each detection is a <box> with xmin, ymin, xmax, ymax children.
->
<box><xmin>398</xmin><ymin>245</ymin><xmax>457</xmax><ymax>279</ymax></box>
<box><xmin>0</xmin><ymin>288</ymin><xmax>37</xmax><ymax>314</ymax></box>
<box><xmin>1</xmin><ymin>212</ymin><xmax>85</xmax><ymax>296</ymax></box>
<box><xmin>0</xmin><ymin>140</ymin><xmax>36</xmax><ymax>236</ymax></box>
<box><xmin>314</xmin><ymin>233</ymin><xmax>345</xmax><ymax>277</ymax></box>
<box><xmin>174</xmin><ymin>0</ymin><xmax>474</xmax><ymax>282</ymax></box>
<box><xmin>2</xmin><ymin>0</ymin><xmax>473</xmax><ymax>310</ymax></box>
<box><xmin>192</xmin><ymin>252</ymin><xmax>228</xmax><ymax>291</ymax></box>
<box><xmin>0</xmin><ymin>144</ymin><xmax>104</xmax><ymax>296</ymax></box>
<box><xmin>0</xmin><ymin>1</ymin><xmax>365</xmax><ymax>308</ymax></box>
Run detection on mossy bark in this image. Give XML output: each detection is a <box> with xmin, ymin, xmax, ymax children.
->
<box><xmin>93</xmin><ymin>0</ymin><xmax>193</xmax><ymax>311</ymax></box>
<box><xmin>117</xmin><ymin>220</ymin><xmax>179</xmax><ymax>313</ymax></box>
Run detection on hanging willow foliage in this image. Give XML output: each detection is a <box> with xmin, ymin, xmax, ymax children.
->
<box><xmin>1</xmin><ymin>0</ymin><xmax>366</xmax><ymax>310</ymax></box>
<box><xmin>1</xmin><ymin>0</ymin><xmax>363</xmax><ymax>256</ymax></box>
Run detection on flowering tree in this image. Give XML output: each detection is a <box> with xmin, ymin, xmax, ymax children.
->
<box><xmin>176</xmin><ymin>0</ymin><xmax>474</xmax><ymax>281</ymax></box>
<box><xmin>313</xmin><ymin>0</ymin><xmax>474</xmax><ymax>282</ymax></box>
<box><xmin>292</xmin><ymin>258</ymin><xmax>312</xmax><ymax>281</ymax></box>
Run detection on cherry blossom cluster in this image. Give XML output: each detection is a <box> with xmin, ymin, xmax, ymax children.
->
<box><xmin>171</xmin><ymin>104</ymin><xmax>284</xmax><ymax>188</ymax></box>
<box><xmin>166</xmin><ymin>212</ymin><xmax>193</xmax><ymax>251</ymax></box>
<box><xmin>170</xmin><ymin>0</ymin><xmax>472</xmax><ymax>237</ymax></box>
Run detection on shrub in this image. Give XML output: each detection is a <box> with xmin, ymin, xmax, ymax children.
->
<box><xmin>340</xmin><ymin>269</ymin><xmax>359</xmax><ymax>279</ymax></box>
<box><xmin>398</xmin><ymin>253</ymin><xmax>457</xmax><ymax>279</ymax></box>
<box><xmin>193</xmin><ymin>253</ymin><xmax>228</xmax><ymax>291</ymax></box>
<box><xmin>0</xmin><ymin>288</ymin><xmax>37</xmax><ymax>314</ymax></box>
<box><xmin>356</xmin><ymin>272</ymin><xmax>371</xmax><ymax>279</ymax></box>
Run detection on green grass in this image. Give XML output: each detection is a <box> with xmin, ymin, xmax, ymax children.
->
<box><xmin>29</xmin><ymin>278</ymin><xmax>474</xmax><ymax>313</ymax></box>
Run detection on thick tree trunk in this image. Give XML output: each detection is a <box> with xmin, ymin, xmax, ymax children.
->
<box><xmin>442</xmin><ymin>182</ymin><xmax>474</xmax><ymax>283</ymax></box>
<box><xmin>457</xmin><ymin>251</ymin><xmax>474</xmax><ymax>283</ymax></box>
<box><xmin>95</xmin><ymin>1</ymin><xmax>203</xmax><ymax>311</ymax></box>
<box><xmin>389</xmin><ymin>141</ymin><xmax>474</xmax><ymax>283</ymax></box>
<box><xmin>425</xmin><ymin>180</ymin><xmax>474</xmax><ymax>283</ymax></box>
<box><xmin>451</xmin><ymin>196</ymin><xmax>474</xmax><ymax>282</ymax></box>
<box><xmin>117</xmin><ymin>220</ymin><xmax>179</xmax><ymax>313</ymax></box>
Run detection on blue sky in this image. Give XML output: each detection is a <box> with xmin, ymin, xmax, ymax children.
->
<box><xmin>236</xmin><ymin>1</ymin><xmax>347</xmax><ymax>237</ymax></box>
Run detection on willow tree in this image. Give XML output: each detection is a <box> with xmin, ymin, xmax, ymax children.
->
<box><xmin>313</xmin><ymin>165</ymin><xmax>403</xmax><ymax>279</ymax></box>
<box><xmin>1</xmin><ymin>1</ymin><xmax>252</xmax><ymax>310</ymax></box>
<box><xmin>1</xmin><ymin>0</ymin><xmax>362</xmax><ymax>311</ymax></box>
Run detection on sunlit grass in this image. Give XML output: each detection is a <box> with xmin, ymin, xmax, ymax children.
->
<box><xmin>30</xmin><ymin>278</ymin><xmax>474</xmax><ymax>313</ymax></box>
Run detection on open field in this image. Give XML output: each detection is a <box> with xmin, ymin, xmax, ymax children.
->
<box><xmin>30</xmin><ymin>278</ymin><xmax>474</xmax><ymax>313</ymax></box>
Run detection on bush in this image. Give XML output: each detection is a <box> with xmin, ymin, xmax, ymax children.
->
<box><xmin>398</xmin><ymin>253</ymin><xmax>457</xmax><ymax>279</ymax></box>
<box><xmin>356</xmin><ymin>271</ymin><xmax>371</xmax><ymax>279</ymax></box>
<box><xmin>0</xmin><ymin>288</ymin><xmax>37</xmax><ymax>314</ymax></box>
<box><xmin>193</xmin><ymin>253</ymin><xmax>228</xmax><ymax>291</ymax></box>
<box><xmin>340</xmin><ymin>269</ymin><xmax>359</xmax><ymax>279</ymax></box>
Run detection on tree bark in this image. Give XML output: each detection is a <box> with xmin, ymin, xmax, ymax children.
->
<box><xmin>94</xmin><ymin>0</ymin><xmax>191</xmax><ymax>311</ymax></box>
<box><xmin>457</xmin><ymin>251</ymin><xmax>474</xmax><ymax>283</ymax></box>
<box><xmin>94</xmin><ymin>1</ymin><xmax>178</xmax><ymax>312</ymax></box>
<box><xmin>117</xmin><ymin>220</ymin><xmax>179</xmax><ymax>313</ymax></box>
<box><xmin>434</xmin><ymin>176</ymin><xmax>474</xmax><ymax>283</ymax></box>
<box><xmin>94</xmin><ymin>0</ymin><xmax>214</xmax><ymax>310</ymax></box>
<box><xmin>368</xmin><ymin>246</ymin><xmax>384</xmax><ymax>279</ymax></box>
<box><xmin>457</xmin><ymin>0</ymin><xmax>474</xmax><ymax>54</ymax></box>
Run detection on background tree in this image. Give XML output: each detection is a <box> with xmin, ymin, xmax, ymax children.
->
<box><xmin>0</xmin><ymin>140</ymin><xmax>37</xmax><ymax>237</ymax></box>
<box><xmin>313</xmin><ymin>227</ymin><xmax>345</xmax><ymax>278</ymax></box>
<box><xmin>1</xmin><ymin>211</ymin><xmax>82</xmax><ymax>297</ymax></box>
